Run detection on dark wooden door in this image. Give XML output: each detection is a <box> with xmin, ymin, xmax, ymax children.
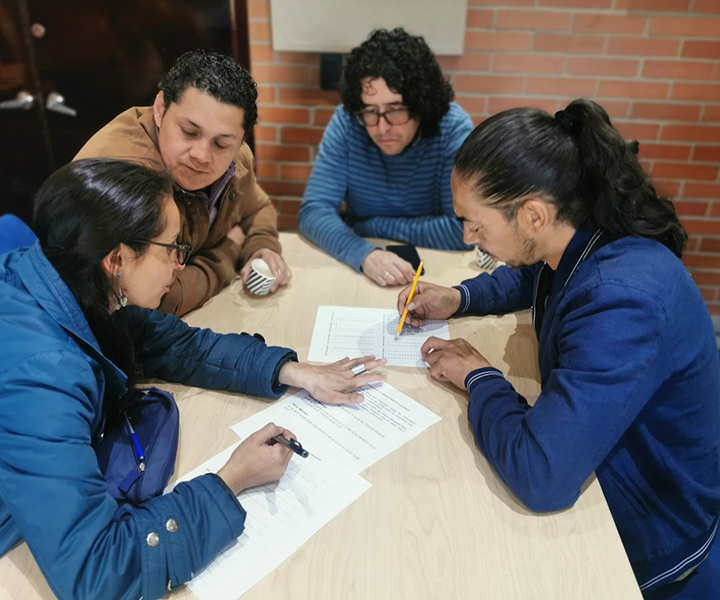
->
<box><xmin>0</xmin><ymin>0</ymin><xmax>244</xmax><ymax>224</ymax></box>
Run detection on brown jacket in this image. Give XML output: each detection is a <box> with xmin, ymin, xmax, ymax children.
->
<box><xmin>74</xmin><ymin>106</ymin><xmax>281</xmax><ymax>316</ymax></box>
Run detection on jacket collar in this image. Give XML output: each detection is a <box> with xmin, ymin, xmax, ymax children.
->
<box><xmin>17</xmin><ymin>243</ymin><xmax>127</xmax><ymax>385</ymax></box>
<box><xmin>550</xmin><ymin>228</ymin><xmax>604</xmax><ymax>295</ymax></box>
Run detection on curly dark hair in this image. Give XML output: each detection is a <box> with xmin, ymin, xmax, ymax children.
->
<box><xmin>158</xmin><ymin>50</ymin><xmax>258</xmax><ymax>133</ymax></box>
<box><xmin>340</xmin><ymin>28</ymin><xmax>454</xmax><ymax>138</ymax></box>
<box><xmin>454</xmin><ymin>99</ymin><xmax>687</xmax><ymax>258</ymax></box>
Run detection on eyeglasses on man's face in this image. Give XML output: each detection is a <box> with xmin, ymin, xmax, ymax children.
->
<box><xmin>355</xmin><ymin>106</ymin><xmax>411</xmax><ymax>128</ymax></box>
<box><xmin>128</xmin><ymin>240</ymin><xmax>192</xmax><ymax>266</ymax></box>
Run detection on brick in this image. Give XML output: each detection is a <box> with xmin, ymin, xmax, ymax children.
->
<box><xmin>251</xmin><ymin>65</ymin><xmax>310</xmax><ymax>85</ymax></box>
<box><xmin>260</xmin><ymin>180</ymin><xmax>306</xmax><ymax>197</ymax></box>
<box><xmin>711</xmin><ymin>204</ymin><xmax>720</xmax><ymax>217</ymax></box>
<box><xmin>643</xmin><ymin>60</ymin><xmax>716</xmax><ymax>80</ymax></box>
<box><xmin>525</xmin><ymin>76</ymin><xmax>596</xmax><ymax>96</ymax></box>
<box><xmin>256</xmin><ymin>85</ymin><xmax>275</xmax><ymax>104</ymax></box>
<box><xmin>255</xmin><ymin>144</ymin><xmax>310</xmax><ymax>162</ymax></box>
<box><xmin>276</xmin><ymin>199</ymin><xmax>301</xmax><ymax>215</ymax></box>
<box><xmin>674</xmin><ymin>202</ymin><xmax>710</xmax><ymax>217</ymax></box>
<box><xmin>280</xmin><ymin>164</ymin><xmax>313</xmax><ymax>180</ymax></box>
<box><xmin>467</xmin><ymin>8</ymin><xmax>495</xmax><ymax>28</ymax></box>
<box><xmin>687</xmin><ymin>237</ymin><xmax>700</xmax><ymax>252</ymax></box>
<box><xmin>496</xmin><ymin>9</ymin><xmax>572</xmax><ymax>31</ymax></box>
<box><xmin>252</xmin><ymin>125</ymin><xmax>277</xmax><ymax>142</ymax></box>
<box><xmin>276</xmin><ymin>52</ymin><xmax>319</xmax><ymax>66</ymax></box>
<box><xmin>631</xmin><ymin>102</ymin><xmax>702</xmax><ymax>121</ymax></box>
<box><xmin>567</xmin><ymin>57</ymin><xmax>639</xmax><ymax>77</ymax></box>
<box><xmin>698</xmin><ymin>286</ymin><xmax>717</xmax><ymax>302</ymax></box>
<box><xmin>539</xmin><ymin>0</ymin><xmax>611</xmax><ymax>6</ymax></box>
<box><xmin>616</xmin><ymin>0</ymin><xmax>690</xmax><ymax>10</ymax></box>
<box><xmin>278</xmin><ymin>87</ymin><xmax>340</xmax><ymax>106</ymax></box>
<box><xmin>250</xmin><ymin>43</ymin><xmax>274</xmax><ymax>63</ymax></box>
<box><xmin>248</xmin><ymin>20</ymin><xmax>271</xmax><ymax>42</ymax></box>
<box><xmin>606</xmin><ymin>37</ymin><xmax>680</xmax><ymax>57</ymax></box>
<box><xmin>454</xmin><ymin>75</ymin><xmax>524</xmax><ymax>94</ymax></box>
<box><xmin>685</xmin><ymin>183</ymin><xmax>720</xmax><ymax>198</ymax></box>
<box><xmin>534</xmin><ymin>33</ymin><xmax>605</xmax><ymax>54</ymax></box>
<box><xmin>494</xmin><ymin>54</ymin><xmax>565</xmax><ymax>74</ymax></box>
<box><xmin>694</xmin><ymin>146</ymin><xmax>720</xmax><ymax>162</ymax></box>
<box><xmin>255</xmin><ymin>162</ymin><xmax>277</xmax><ymax>178</ymax></box>
<box><xmin>314</xmin><ymin>108</ymin><xmax>335</xmax><ymax>126</ymax></box>
<box><xmin>652</xmin><ymin>162</ymin><xmax>719</xmax><ymax>180</ymax></box>
<box><xmin>600</xmin><ymin>100</ymin><xmax>630</xmax><ymax>118</ymax></box>
<box><xmin>650</xmin><ymin>16</ymin><xmax>720</xmax><ymax>37</ymax></box>
<box><xmin>683</xmin><ymin>220</ymin><xmax>720</xmax><ymax>235</ymax></box>
<box><xmin>615</xmin><ymin>121</ymin><xmax>660</xmax><ymax>141</ymax></box>
<box><xmin>708</xmin><ymin>304</ymin><xmax>720</xmax><ymax>316</ymax></box>
<box><xmin>688</xmin><ymin>269</ymin><xmax>720</xmax><ymax>285</ymax></box>
<box><xmin>682</xmin><ymin>41</ymin><xmax>720</xmax><ymax>59</ymax></box>
<box><xmin>437</xmin><ymin>53</ymin><xmax>492</xmax><ymax>72</ymax></box>
<box><xmin>465</xmin><ymin>30</ymin><xmax>532</xmax><ymax>51</ymax></box>
<box><xmin>248</xmin><ymin>0</ymin><xmax>270</xmax><ymax>19</ymax></box>
<box><xmin>662</xmin><ymin>124</ymin><xmax>720</xmax><ymax>142</ymax></box>
<box><xmin>684</xmin><ymin>253</ymin><xmax>720</xmax><ymax>268</ymax></box>
<box><xmin>703</xmin><ymin>106</ymin><xmax>720</xmax><ymax>122</ymax></box>
<box><xmin>258</xmin><ymin>106</ymin><xmax>310</xmax><ymax>124</ymax></box>
<box><xmin>281</xmin><ymin>127</ymin><xmax>324</xmax><ymax>144</ymax></box>
<box><xmin>455</xmin><ymin>95</ymin><xmax>488</xmax><ymax>114</ymax></box>
<box><xmin>638</xmin><ymin>142</ymin><xmax>691</xmax><ymax>160</ymax></box>
<box><xmin>700</xmin><ymin>237</ymin><xmax>720</xmax><ymax>252</ymax></box>
<box><xmin>693</xmin><ymin>0</ymin><xmax>720</xmax><ymax>13</ymax></box>
<box><xmin>488</xmin><ymin>96</ymin><xmax>559</xmax><ymax>114</ymax></box>
<box><xmin>653</xmin><ymin>180</ymin><xmax>681</xmax><ymax>197</ymax></box>
<box><xmin>278</xmin><ymin>214</ymin><xmax>299</xmax><ymax>230</ymax></box>
<box><xmin>673</xmin><ymin>83</ymin><xmax>720</xmax><ymax>102</ymax></box>
<box><xmin>573</xmin><ymin>14</ymin><xmax>647</xmax><ymax>34</ymax></box>
<box><xmin>598</xmin><ymin>80</ymin><xmax>668</xmax><ymax>100</ymax></box>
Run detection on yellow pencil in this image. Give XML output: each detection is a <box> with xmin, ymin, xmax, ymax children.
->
<box><xmin>396</xmin><ymin>260</ymin><xmax>425</xmax><ymax>338</ymax></box>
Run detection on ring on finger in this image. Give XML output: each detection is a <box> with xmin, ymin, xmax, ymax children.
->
<box><xmin>351</xmin><ymin>363</ymin><xmax>366</xmax><ymax>376</ymax></box>
<box><xmin>383</xmin><ymin>271</ymin><xmax>393</xmax><ymax>280</ymax></box>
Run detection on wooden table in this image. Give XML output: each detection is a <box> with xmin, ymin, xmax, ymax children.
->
<box><xmin>0</xmin><ymin>233</ymin><xmax>642</xmax><ymax>600</ymax></box>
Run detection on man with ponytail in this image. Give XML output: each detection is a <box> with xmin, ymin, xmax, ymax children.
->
<box><xmin>397</xmin><ymin>99</ymin><xmax>720</xmax><ymax>598</ymax></box>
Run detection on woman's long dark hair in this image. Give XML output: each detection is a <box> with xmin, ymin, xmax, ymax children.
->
<box><xmin>454</xmin><ymin>98</ymin><xmax>687</xmax><ymax>257</ymax></box>
<box><xmin>33</xmin><ymin>158</ymin><xmax>174</xmax><ymax>416</ymax></box>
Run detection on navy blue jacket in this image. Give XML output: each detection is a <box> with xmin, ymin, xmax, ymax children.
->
<box><xmin>455</xmin><ymin>230</ymin><xmax>720</xmax><ymax>592</ymax></box>
<box><xmin>0</xmin><ymin>243</ymin><xmax>296</xmax><ymax>600</ymax></box>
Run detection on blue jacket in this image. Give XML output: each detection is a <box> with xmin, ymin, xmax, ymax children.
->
<box><xmin>455</xmin><ymin>230</ymin><xmax>720</xmax><ymax>593</ymax></box>
<box><xmin>0</xmin><ymin>243</ymin><xmax>297</xmax><ymax>600</ymax></box>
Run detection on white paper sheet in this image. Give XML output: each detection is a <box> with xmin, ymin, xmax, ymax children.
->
<box><xmin>231</xmin><ymin>382</ymin><xmax>441</xmax><ymax>474</ymax></box>
<box><xmin>307</xmin><ymin>306</ymin><xmax>450</xmax><ymax>367</ymax></box>
<box><xmin>168</xmin><ymin>444</ymin><xmax>371</xmax><ymax>600</ymax></box>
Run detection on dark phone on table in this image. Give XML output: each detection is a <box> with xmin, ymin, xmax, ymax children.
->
<box><xmin>386</xmin><ymin>244</ymin><xmax>424</xmax><ymax>274</ymax></box>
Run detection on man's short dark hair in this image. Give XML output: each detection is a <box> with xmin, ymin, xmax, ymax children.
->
<box><xmin>340</xmin><ymin>28</ymin><xmax>454</xmax><ymax>138</ymax></box>
<box><xmin>158</xmin><ymin>50</ymin><xmax>258</xmax><ymax>133</ymax></box>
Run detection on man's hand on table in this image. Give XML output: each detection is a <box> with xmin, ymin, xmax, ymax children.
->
<box><xmin>421</xmin><ymin>337</ymin><xmax>492</xmax><ymax>391</ymax></box>
<box><xmin>240</xmin><ymin>248</ymin><xmax>292</xmax><ymax>293</ymax></box>
<box><xmin>362</xmin><ymin>249</ymin><xmax>416</xmax><ymax>287</ymax></box>
<box><xmin>396</xmin><ymin>281</ymin><xmax>462</xmax><ymax>327</ymax></box>
<box><xmin>278</xmin><ymin>356</ymin><xmax>387</xmax><ymax>404</ymax></box>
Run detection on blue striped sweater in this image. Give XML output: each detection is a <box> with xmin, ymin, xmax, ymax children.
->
<box><xmin>299</xmin><ymin>103</ymin><xmax>474</xmax><ymax>271</ymax></box>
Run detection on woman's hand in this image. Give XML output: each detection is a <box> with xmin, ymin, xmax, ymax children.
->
<box><xmin>217</xmin><ymin>422</ymin><xmax>296</xmax><ymax>495</ymax></box>
<box><xmin>279</xmin><ymin>356</ymin><xmax>387</xmax><ymax>404</ymax></box>
<box><xmin>397</xmin><ymin>281</ymin><xmax>462</xmax><ymax>327</ymax></box>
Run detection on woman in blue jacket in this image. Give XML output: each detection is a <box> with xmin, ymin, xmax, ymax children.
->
<box><xmin>396</xmin><ymin>99</ymin><xmax>720</xmax><ymax>599</ymax></box>
<box><xmin>0</xmin><ymin>158</ymin><xmax>385</xmax><ymax>600</ymax></box>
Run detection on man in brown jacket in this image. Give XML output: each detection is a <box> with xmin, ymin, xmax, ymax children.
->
<box><xmin>75</xmin><ymin>50</ymin><xmax>291</xmax><ymax>316</ymax></box>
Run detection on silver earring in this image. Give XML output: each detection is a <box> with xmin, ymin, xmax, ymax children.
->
<box><xmin>115</xmin><ymin>271</ymin><xmax>127</xmax><ymax>310</ymax></box>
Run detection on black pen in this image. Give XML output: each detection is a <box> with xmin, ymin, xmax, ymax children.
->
<box><xmin>272</xmin><ymin>435</ymin><xmax>309</xmax><ymax>458</ymax></box>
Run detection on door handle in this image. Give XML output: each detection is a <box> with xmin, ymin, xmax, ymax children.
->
<box><xmin>0</xmin><ymin>91</ymin><xmax>34</xmax><ymax>110</ymax></box>
<box><xmin>46</xmin><ymin>92</ymin><xmax>77</xmax><ymax>117</ymax></box>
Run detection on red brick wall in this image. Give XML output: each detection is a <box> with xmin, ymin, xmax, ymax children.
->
<box><xmin>247</xmin><ymin>0</ymin><xmax>720</xmax><ymax>312</ymax></box>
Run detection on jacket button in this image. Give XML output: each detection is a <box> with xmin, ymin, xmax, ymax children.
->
<box><xmin>146</xmin><ymin>532</ymin><xmax>160</xmax><ymax>547</ymax></box>
<box><xmin>166</xmin><ymin>518</ymin><xmax>179</xmax><ymax>533</ymax></box>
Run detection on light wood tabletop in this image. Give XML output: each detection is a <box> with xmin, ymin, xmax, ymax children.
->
<box><xmin>0</xmin><ymin>233</ymin><xmax>642</xmax><ymax>600</ymax></box>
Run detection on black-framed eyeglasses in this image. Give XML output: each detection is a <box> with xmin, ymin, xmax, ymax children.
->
<box><xmin>355</xmin><ymin>106</ymin><xmax>411</xmax><ymax>128</ymax></box>
<box><xmin>128</xmin><ymin>240</ymin><xmax>192</xmax><ymax>265</ymax></box>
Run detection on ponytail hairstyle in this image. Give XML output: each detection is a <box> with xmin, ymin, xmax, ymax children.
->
<box><xmin>33</xmin><ymin>158</ymin><xmax>174</xmax><ymax>418</ymax></box>
<box><xmin>453</xmin><ymin>98</ymin><xmax>687</xmax><ymax>257</ymax></box>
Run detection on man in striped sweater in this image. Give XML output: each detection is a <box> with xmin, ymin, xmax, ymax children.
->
<box><xmin>299</xmin><ymin>28</ymin><xmax>474</xmax><ymax>287</ymax></box>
